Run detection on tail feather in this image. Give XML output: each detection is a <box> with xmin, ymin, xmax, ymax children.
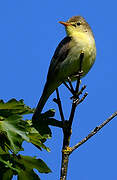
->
<box><xmin>32</xmin><ymin>81</ymin><xmax>57</xmax><ymax>123</ymax></box>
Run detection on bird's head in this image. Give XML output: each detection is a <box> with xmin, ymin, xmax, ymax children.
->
<box><xmin>59</xmin><ymin>16</ymin><xmax>92</xmax><ymax>37</ymax></box>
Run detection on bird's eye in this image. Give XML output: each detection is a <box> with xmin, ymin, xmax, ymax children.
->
<box><xmin>77</xmin><ymin>22</ymin><xmax>81</xmax><ymax>26</ymax></box>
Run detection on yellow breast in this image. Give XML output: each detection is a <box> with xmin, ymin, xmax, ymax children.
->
<box><xmin>70</xmin><ymin>31</ymin><xmax>96</xmax><ymax>76</ymax></box>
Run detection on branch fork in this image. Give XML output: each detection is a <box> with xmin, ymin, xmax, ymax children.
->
<box><xmin>52</xmin><ymin>52</ymin><xmax>117</xmax><ymax>180</ymax></box>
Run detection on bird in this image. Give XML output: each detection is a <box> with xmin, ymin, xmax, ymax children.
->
<box><xmin>32</xmin><ymin>15</ymin><xmax>96</xmax><ymax>122</ymax></box>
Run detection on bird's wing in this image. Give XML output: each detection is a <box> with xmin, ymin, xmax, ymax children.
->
<box><xmin>47</xmin><ymin>36</ymin><xmax>71</xmax><ymax>80</ymax></box>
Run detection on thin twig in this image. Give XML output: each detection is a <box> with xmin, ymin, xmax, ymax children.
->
<box><xmin>70</xmin><ymin>85</ymin><xmax>87</xmax><ymax>99</ymax></box>
<box><xmin>67</xmin><ymin>77</ymin><xmax>75</xmax><ymax>93</ymax></box>
<box><xmin>63</xmin><ymin>81</ymin><xmax>74</xmax><ymax>94</ymax></box>
<box><xmin>69</xmin><ymin>111</ymin><xmax>117</xmax><ymax>154</ymax></box>
<box><xmin>78</xmin><ymin>85</ymin><xmax>87</xmax><ymax>96</ymax></box>
<box><xmin>77</xmin><ymin>92</ymin><xmax>88</xmax><ymax>105</ymax></box>
<box><xmin>54</xmin><ymin>88</ymin><xmax>65</xmax><ymax>121</ymax></box>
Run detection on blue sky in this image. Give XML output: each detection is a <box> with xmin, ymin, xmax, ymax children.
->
<box><xmin>0</xmin><ymin>0</ymin><xmax>117</xmax><ymax>179</ymax></box>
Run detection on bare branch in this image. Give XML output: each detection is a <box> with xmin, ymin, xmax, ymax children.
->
<box><xmin>67</xmin><ymin>77</ymin><xmax>75</xmax><ymax>93</ymax></box>
<box><xmin>63</xmin><ymin>81</ymin><xmax>74</xmax><ymax>94</ymax></box>
<box><xmin>53</xmin><ymin>88</ymin><xmax>65</xmax><ymax>121</ymax></box>
<box><xmin>46</xmin><ymin>118</ymin><xmax>63</xmax><ymax>128</ymax></box>
<box><xmin>70</xmin><ymin>111</ymin><xmax>117</xmax><ymax>154</ymax></box>
<box><xmin>77</xmin><ymin>92</ymin><xmax>88</xmax><ymax>105</ymax></box>
<box><xmin>78</xmin><ymin>85</ymin><xmax>87</xmax><ymax>96</ymax></box>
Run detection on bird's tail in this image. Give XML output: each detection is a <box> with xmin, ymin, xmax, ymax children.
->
<box><xmin>32</xmin><ymin>81</ymin><xmax>56</xmax><ymax>123</ymax></box>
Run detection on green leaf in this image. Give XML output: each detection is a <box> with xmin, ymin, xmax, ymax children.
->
<box><xmin>0</xmin><ymin>168</ymin><xmax>13</xmax><ymax>180</ymax></box>
<box><xmin>0</xmin><ymin>114</ymin><xmax>29</xmax><ymax>153</ymax></box>
<box><xmin>0</xmin><ymin>98</ymin><xmax>52</xmax><ymax>153</ymax></box>
<box><xmin>0</xmin><ymin>153</ymin><xmax>51</xmax><ymax>179</ymax></box>
<box><xmin>0</xmin><ymin>99</ymin><xmax>52</xmax><ymax>179</ymax></box>
<box><xmin>17</xmin><ymin>155</ymin><xmax>51</xmax><ymax>174</ymax></box>
<box><xmin>32</xmin><ymin>109</ymin><xmax>55</xmax><ymax>138</ymax></box>
<box><xmin>0</xmin><ymin>153</ymin><xmax>18</xmax><ymax>180</ymax></box>
<box><xmin>0</xmin><ymin>99</ymin><xmax>34</xmax><ymax>117</ymax></box>
<box><xmin>27</xmin><ymin>120</ymin><xmax>50</xmax><ymax>152</ymax></box>
<box><xmin>18</xmin><ymin>169</ymin><xmax>40</xmax><ymax>180</ymax></box>
<box><xmin>0</xmin><ymin>99</ymin><xmax>34</xmax><ymax>153</ymax></box>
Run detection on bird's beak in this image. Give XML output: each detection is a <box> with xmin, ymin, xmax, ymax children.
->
<box><xmin>59</xmin><ymin>21</ymin><xmax>70</xmax><ymax>26</ymax></box>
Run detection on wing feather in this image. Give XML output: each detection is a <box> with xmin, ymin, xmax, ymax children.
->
<box><xmin>47</xmin><ymin>36</ymin><xmax>71</xmax><ymax>80</ymax></box>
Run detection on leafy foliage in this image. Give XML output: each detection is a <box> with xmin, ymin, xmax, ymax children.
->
<box><xmin>0</xmin><ymin>151</ymin><xmax>51</xmax><ymax>180</ymax></box>
<box><xmin>0</xmin><ymin>99</ymin><xmax>34</xmax><ymax>117</ymax></box>
<box><xmin>27</xmin><ymin>120</ymin><xmax>50</xmax><ymax>152</ymax></box>
<box><xmin>32</xmin><ymin>109</ymin><xmax>55</xmax><ymax>138</ymax></box>
<box><xmin>0</xmin><ymin>99</ymin><xmax>52</xmax><ymax>179</ymax></box>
